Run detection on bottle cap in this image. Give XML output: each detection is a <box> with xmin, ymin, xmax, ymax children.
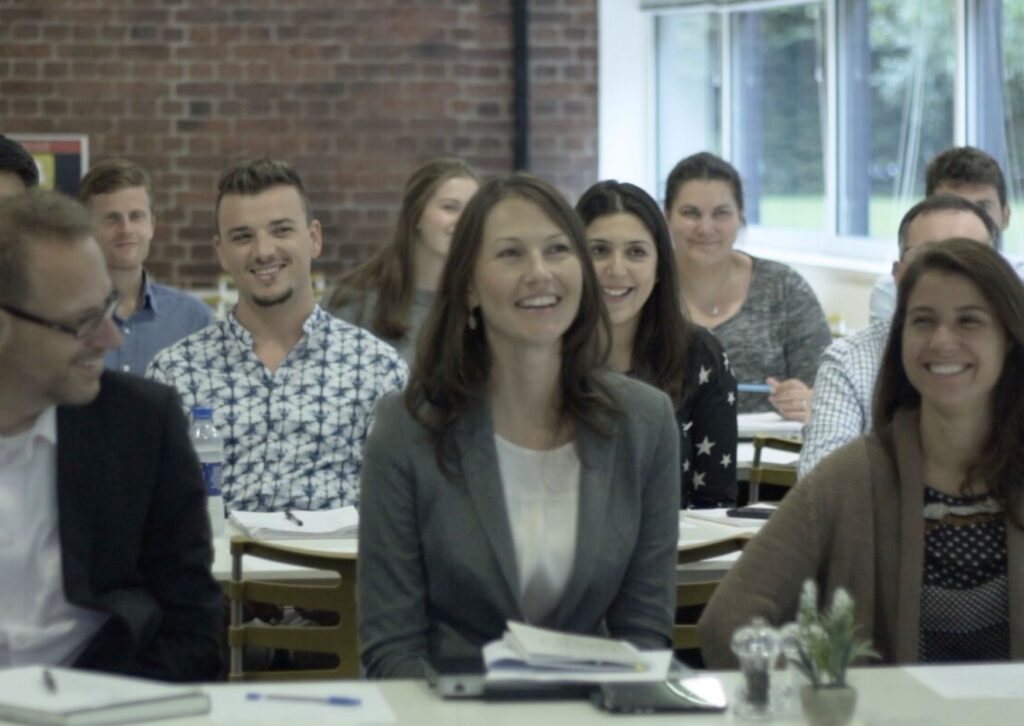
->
<box><xmin>192</xmin><ymin>406</ymin><xmax>214</xmax><ymax>420</ymax></box>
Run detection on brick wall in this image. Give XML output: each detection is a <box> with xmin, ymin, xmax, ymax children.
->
<box><xmin>0</xmin><ymin>0</ymin><xmax>598</xmax><ymax>288</ymax></box>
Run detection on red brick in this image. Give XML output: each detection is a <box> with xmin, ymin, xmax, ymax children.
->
<box><xmin>0</xmin><ymin>0</ymin><xmax>597</xmax><ymax>286</ymax></box>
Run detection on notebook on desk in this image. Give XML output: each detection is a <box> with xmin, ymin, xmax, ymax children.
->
<box><xmin>737</xmin><ymin>412</ymin><xmax>803</xmax><ymax>439</ymax></box>
<box><xmin>229</xmin><ymin>506</ymin><xmax>359</xmax><ymax>539</ymax></box>
<box><xmin>0</xmin><ymin>666</ymin><xmax>209</xmax><ymax>726</ymax></box>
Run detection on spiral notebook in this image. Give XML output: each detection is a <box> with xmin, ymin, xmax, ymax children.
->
<box><xmin>0</xmin><ymin>667</ymin><xmax>209</xmax><ymax>726</ymax></box>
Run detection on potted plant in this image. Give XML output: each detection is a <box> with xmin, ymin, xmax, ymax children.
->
<box><xmin>782</xmin><ymin>580</ymin><xmax>877</xmax><ymax>726</ymax></box>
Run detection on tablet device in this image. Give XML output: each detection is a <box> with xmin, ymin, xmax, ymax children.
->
<box><xmin>726</xmin><ymin>506</ymin><xmax>774</xmax><ymax>520</ymax></box>
<box><xmin>422</xmin><ymin>655</ymin><xmax>486</xmax><ymax>699</ymax></box>
<box><xmin>591</xmin><ymin>676</ymin><xmax>728</xmax><ymax>714</ymax></box>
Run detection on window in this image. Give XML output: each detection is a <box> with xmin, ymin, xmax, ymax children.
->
<box><xmin>639</xmin><ymin>0</ymin><xmax>1024</xmax><ymax>261</ymax></box>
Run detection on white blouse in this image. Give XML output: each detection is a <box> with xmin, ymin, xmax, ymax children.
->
<box><xmin>494</xmin><ymin>435</ymin><xmax>580</xmax><ymax>624</ymax></box>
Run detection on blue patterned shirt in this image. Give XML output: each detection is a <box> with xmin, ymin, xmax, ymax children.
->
<box><xmin>147</xmin><ymin>305</ymin><xmax>408</xmax><ymax>512</ymax></box>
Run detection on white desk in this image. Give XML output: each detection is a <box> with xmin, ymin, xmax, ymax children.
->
<box><xmin>122</xmin><ymin>664</ymin><xmax>1024</xmax><ymax>725</ymax></box>
<box><xmin>211</xmin><ymin>513</ymin><xmax>760</xmax><ymax>583</ymax></box>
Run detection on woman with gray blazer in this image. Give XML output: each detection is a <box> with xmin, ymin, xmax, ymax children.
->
<box><xmin>358</xmin><ymin>173</ymin><xmax>681</xmax><ymax>679</ymax></box>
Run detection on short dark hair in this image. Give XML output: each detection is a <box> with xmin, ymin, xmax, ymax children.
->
<box><xmin>896</xmin><ymin>194</ymin><xmax>1001</xmax><ymax>256</ymax></box>
<box><xmin>79</xmin><ymin>159</ymin><xmax>154</xmax><ymax>209</ymax></box>
<box><xmin>664</xmin><ymin>151</ymin><xmax>745</xmax><ymax>216</ymax></box>
<box><xmin>215</xmin><ymin>157</ymin><xmax>313</xmax><ymax>226</ymax></box>
<box><xmin>0</xmin><ymin>189</ymin><xmax>93</xmax><ymax>306</ymax></box>
<box><xmin>576</xmin><ymin>179</ymin><xmax>693</xmax><ymax>407</ymax></box>
<box><xmin>925</xmin><ymin>146</ymin><xmax>1007</xmax><ymax>208</ymax></box>
<box><xmin>406</xmin><ymin>172</ymin><xmax>617</xmax><ymax>472</ymax></box>
<box><xmin>874</xmin><ymin>239</ymin><xmax>1024</xmax><ymax>526</ymax></box>
<box><xmin>0</xmin><ymin>134</ymin><xmax>40</xmax><ymax>189</ymax></box>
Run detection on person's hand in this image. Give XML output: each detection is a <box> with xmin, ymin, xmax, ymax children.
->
<box><xmin>767</xmin><ymin>377</ymin><xmax>812</xmax><ymax>423</ymax></box>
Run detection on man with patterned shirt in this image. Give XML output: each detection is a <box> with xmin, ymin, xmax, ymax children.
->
<box><xmin>148</xmin><ymin>158</ymin><xmax>408</xmax><ymax>512</ymax></box>
<box><xmin>799</xmin><ymin>195</ymin><xmax>999</xmax><ymax>478</ymax></box>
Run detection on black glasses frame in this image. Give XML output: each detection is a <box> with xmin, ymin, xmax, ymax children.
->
<box><xmin>0</xmin><ymin>289</ymin><xmax>120</xmax><ymax>340</ymax></box>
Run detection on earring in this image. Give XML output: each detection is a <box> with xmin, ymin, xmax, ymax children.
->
<box><xmin>467</xmin><ymin>309</ymin><xmax>478</xmax><ymax>330</ymax></box>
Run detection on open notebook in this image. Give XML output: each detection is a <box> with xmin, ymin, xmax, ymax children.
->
<box><xmin>0</xmin><ymin>667</ymin><xmax>209</xmax><ymax>726</ymax></box>
<box><xmin>229</xmin><ymin>506</ymin><xmax>359</xmax><ymax>539</ymax></box>
<box><xmin>482</xmin><ymin>622</ymin><xmax>672</xmax><ymax>683</ymax></box>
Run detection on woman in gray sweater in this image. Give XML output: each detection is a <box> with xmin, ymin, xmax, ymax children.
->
<box><xmin>665</xmin><ymin>152</ymin><xmax>831</xmax><ymax>419</ymax></box>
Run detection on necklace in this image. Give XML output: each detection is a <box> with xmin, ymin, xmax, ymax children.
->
<box><xmin>686</xmin><ymin>261</ymin><xmax>732</xmax><ymax>319</ymax></box>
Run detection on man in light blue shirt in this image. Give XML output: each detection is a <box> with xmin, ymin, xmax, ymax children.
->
<box><xmin>869</xmin><ymin>146</ymin><xmax>1012</xmax><ymax>324</ymax></box>
<box><xmin>80</xmin><ymin>160</ymin><xmax>212</xmax><ymax>374</ymax></box>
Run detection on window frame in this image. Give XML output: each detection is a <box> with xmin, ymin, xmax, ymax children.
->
<box><xmin>610</xmin><ymin>0</ymin><xmax>1022</xmax><ymax>272</ymax></box>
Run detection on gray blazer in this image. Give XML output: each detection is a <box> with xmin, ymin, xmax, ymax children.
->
<box><xmin>358</xmin><ymin>372</ymin><xmax>681</xmax><ymax>678</ymax></box>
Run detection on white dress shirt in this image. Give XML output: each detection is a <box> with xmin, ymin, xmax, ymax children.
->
<box><xmin>495</xmin><ymin>435</ymin><xmax>580</xmax><ymax>624</ymax></box>
<box><xmin>0</xmin><ymin>407</ymin><xmax>107</xmax><ymax>666</ymax></box>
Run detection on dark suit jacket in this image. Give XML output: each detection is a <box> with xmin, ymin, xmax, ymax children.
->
<box><xmin>358</xmin><ymin>373</ymin><xmax>681</xmax><ymax>678</ymax></box>
<box><xmin>57</xmin><ymin>372</ymin><xmax>222</xmax><ymax>681</ymax></box>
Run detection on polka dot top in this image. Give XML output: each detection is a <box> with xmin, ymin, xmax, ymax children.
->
<box><xmin>919</xmin><ymin>486</ymin><xmax>1009</xmax><ymax>662</ymax></box>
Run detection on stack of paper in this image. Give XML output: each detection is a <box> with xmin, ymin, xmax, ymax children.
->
<box><xmin>483</xmin><ymin>621</ymin><xmax>672</xmax><ymax>683</ymax></box>
<box><xmin>737</xmin><ymin>412</ymin><xmax>803</xmax><ymax>439</ymax></box>
<box><xmin>0</xmin><ymin>666</ymin><xmax>209</xmax><ymax>725</ymax></box>
<box><xmin>229</xmin><ymin>506</ymin><xmax>359</xmax><ymax>540</ymax></box>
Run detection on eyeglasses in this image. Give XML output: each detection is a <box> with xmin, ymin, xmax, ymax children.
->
<box><xmin>0</xmin><ymin>289</ymin><xmax>120</xmax><ymax>340</ymax></box>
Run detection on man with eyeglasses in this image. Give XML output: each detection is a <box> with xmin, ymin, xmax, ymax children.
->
<box><xmin>0</xmin><ymin>190</ymin><xmax>221</xmax><ymax>679</ymax></box>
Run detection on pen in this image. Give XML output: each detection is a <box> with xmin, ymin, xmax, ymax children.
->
<box><xmin>737</xmin><ymin>383</ymin><xmax>773</xmax><ymax>394</ymax></box>
<box><xmin>246</xmin><ymin>693</ymin><xmax>361</xmax><ymax>706</ymax></box>
<box><xmin>42</xmin><ymin>668</ymin><xmax>58</xmax><ymax>694</ymax></box>
<box><xmin>284</xmin><ymin>509</ymin><xmax>304</xmax><ymax>527</ymax></box>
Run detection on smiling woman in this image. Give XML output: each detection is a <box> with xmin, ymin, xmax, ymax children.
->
<box><xmin>699</xmin><ymin>239</ymin><xmax>1024</xmax><ymax>668</ymax></box>
<box><xmin>357</xmin><ymin>173</ymin><xmax>682</xmax><ymax>679</ymax></box>
<box><xmin>665</xmin><ymin>153</ymin><xmax>831</xmax><ymax>421</ymax></box>
<box><xmin>576</xmin><ymin>180</ymin><xmax>738</xmax><ymax>509</ymax></box>
<box><xmin>327</xmin><ymin>158</ymin><xmax>480</xmax><ymax>363</ymax></box>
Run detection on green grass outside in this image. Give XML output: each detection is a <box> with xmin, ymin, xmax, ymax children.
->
<box><xmin>759</xmin><ymin>194</ymin><xmax>1024</xmax><ymax>253</ymax></box>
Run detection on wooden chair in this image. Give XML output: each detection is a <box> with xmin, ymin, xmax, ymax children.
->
<box><xmin>747</xmin><ymin>434</ymin><xmax>802</xmax><ymax>504</ymax></box>
<box><xmin>673</xmin><ymin>536</ymin><xmax>750</xmax><ymax>650</ymax></box>
<box><xmin>227</xmin><ymin>537</ymin><xmax>359</xmax><ymax>681</ymax></box>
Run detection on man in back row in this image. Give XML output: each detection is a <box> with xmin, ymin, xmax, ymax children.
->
<box><xmin>800</xmin><ymin>194</ymin><xmax>1000</xmax><ymax>476</ymax></box>
<box><xmin>148</xmin><ymin>158</ymin><xmax>408</xmax><ymax>513</ymax></box>
<box><xmin>868</xmin><ymin>146</ymin><xmax>1011</xmax><ymax>323</ymax></box>
<box><xmin>79</xmin><ymin>160</ymin><xmax>212</xmax><ymax>375</ymax></box>
<box><xmin>0</xmin><ymin>190</ymin><xmax>220</xmax><ymax>678</ymax></box>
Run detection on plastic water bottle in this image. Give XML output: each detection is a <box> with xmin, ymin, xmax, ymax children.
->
<box><xmin>191</xmin><ymin>406</ymin><xmax>226</xmax><ymax>537</ymax></box>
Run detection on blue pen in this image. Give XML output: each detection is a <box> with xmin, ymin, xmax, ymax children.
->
<box><xmin>246</xmin><ymin>693</ymin><xmax>361</xmax><ymax>706</ymax></box>
<box><xmin>737</xmin><ymin>383</ymin><xmax>773</xmax><ymax>394</ymax></box>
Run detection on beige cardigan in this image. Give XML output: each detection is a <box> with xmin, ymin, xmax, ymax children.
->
<box><xmin>698</xmin><ymin>408</ymin><xmax>1024</xmax><ymax>667</ymax></box>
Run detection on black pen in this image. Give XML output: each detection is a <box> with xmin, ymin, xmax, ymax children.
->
<box><xmin>42</xmin><ymin>669</ymin><xmax>58</xmax><ymax>694</ymax></box>
<box><xmin>284</xmin><ymin>509</ymin><xmax>304</xmax><ymax>527</ymax></box>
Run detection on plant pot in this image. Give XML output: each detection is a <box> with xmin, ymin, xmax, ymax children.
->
<box><xmin>800</xmin><ymin>684</ymin><xmax>858</xmax><ymax>726</ymax></box>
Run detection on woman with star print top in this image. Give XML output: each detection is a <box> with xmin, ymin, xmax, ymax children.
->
<box><xmin>700</xmin><ymin>240</ymin><xmax>1024</xmax><ymax>666</ymax></box>
<box><xmin>577</xmin><ymin>181</ymin><xmax>738</xmax><ymax>508</ymax></box>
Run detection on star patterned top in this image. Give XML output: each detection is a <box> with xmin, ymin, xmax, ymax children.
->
<box><xmin>147</xmin><ymin>305</ymin><xmax>408</xmax><ymax>512</ymax></box>
<box><xmin>677</xmin><ymin>328</ymin><xmax>738</xmax><ymax>508</ymax></box>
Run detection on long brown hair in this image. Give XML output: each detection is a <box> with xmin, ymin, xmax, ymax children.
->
<box><xmin>576</xmin><ymin>180</ymin><xmax>691</xmax><ymax>407</ymax></box>
<box><xmin>874</xmin><ymin>239</ymin><xmax>1024</xmax><ymax>521</ymax></box>
<box><xmin>327</xmin><ymin>158</ymin><xmax>480</xmax><ymax>339</ymax></box>
<box><xmin>406</xmin><ymin>172</ymin><xmax>618</xmax><ymax>472</ymax></box>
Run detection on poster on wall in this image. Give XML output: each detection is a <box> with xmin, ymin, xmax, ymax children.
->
<box><xmin>8</xmin><ymin>133</ymin><xmax>88</xmax><ymax>197</ymax></box>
